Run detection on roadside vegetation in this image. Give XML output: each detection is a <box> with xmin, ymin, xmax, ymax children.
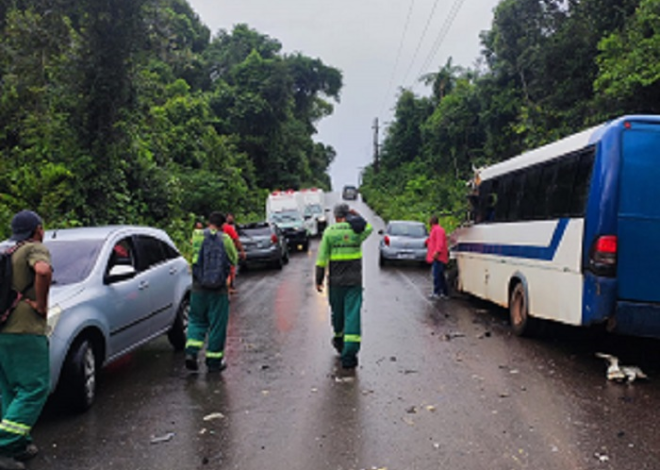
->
<box><xmin>360</xmin><ymin>0</ymin><xmax>660</xmax><ymax>231</ymax></box>
<box><xmin>0</xmin><ymin>0</ymin><xmax>342</xmax><ymax>254</ymax></box>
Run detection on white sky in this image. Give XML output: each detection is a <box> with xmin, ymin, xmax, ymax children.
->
<box><xmin>186</xmin><ymin>0</ymin><xmax>501</xmax><ymax>189</ymax></box>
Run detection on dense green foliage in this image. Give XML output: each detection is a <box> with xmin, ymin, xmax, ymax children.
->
<box><xmin>361</xmin><ymin>0</ymin><xmax>657</xmax><ymax>231</ymax></box>
<box><xmin>0</xmin><ymin>0</ymin><xmax>342</xmax><ymax>251</ymax></box>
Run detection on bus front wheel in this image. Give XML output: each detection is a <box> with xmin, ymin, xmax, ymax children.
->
<box><xmin>509</xmin><ymin>283</ymin><xmax>541</xmax><ymax>337</ymax></box>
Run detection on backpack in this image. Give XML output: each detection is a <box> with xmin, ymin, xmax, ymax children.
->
<box><xmin>0</xmin><ymin>245</ymin><xmax>25</xmax><ymax>325</ymax></box>
<box><xmin>192</xmin><ymin>229</ymin><xmax>230</xmax><ymax>289</ymax></box>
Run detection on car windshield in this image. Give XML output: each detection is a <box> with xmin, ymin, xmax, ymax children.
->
<box><xmin>304</xmin><ymin>204</ymin><xmax>323</xmax><ymax>216</ymax></box>
<box><xmin>388</xmin><ymin>223</ymin><xmax>427</xmax><ymax>238</ymax></box>
<box><xmin>240</xmin><ymin>226</ymin><xmax>272</xmax><ymax>237</ymax></box>
<box><xmin>270</xmin><ymin>211</ymin><xmax>301</xmax><ymax>223</ymax></box>
<box><xmin>45</xmin><ymin>239</ymin><xmax>104</xmax><ymax>285</ymax></box>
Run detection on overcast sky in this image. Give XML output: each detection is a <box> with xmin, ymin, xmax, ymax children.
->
<box><xmin>186</xmin><ymin>0</ymin><xmax>501</xmax><ymax>190</ymax></box>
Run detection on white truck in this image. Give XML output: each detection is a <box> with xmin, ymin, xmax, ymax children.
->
<box><xmin>299</xmin><ymin>188</ymin><xmax>327</xmax><ymax>236</ymax></box>
<box><xmin>266</xmin><ymin>190</ymin><xmax>311</xmax><ymax>251</ymax></box>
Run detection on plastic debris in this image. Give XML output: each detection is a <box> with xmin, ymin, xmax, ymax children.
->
<box><xmin>335</xmin><ymin>376</ymin><xmax>355</xmax><ymax>384</ymax></box>
<box><xmin>405</xmin><ymin>406</ymin><xmax>417</xmax><ymax>414</ymax></box>
<box><xmin>150</xmin><ymin>432</ymin><xmax>175</xmax><ymax>444</ymax></box>
<box><xmin>595</xmin><ymin>353</ymin><xmax>648</xmax><ymax>383</ymax></box>
<box><xmin>426</xmin><ymin>405</ymin><xmax>436</xmax><ymax>412</ymax></box>
<box><xmin>442</xmin><ymin>331</ymin><xmax>465</xmax><ymax>341</ymax></box>
<box><xmin>203</xmin><ymin>412</ymin><xmax>225</xmax><ymax>421</ymax></box>
<box><xmin>594</xmin><ymin>452</ymin><xmax>610</xmax><ymax>462</ymax></box>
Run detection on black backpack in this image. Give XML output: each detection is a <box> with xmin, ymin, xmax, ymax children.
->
<box><xmin>192</xmin><ymin>230</ymin><xmax>231</xmax><ymax>289</ymax></box>
<box><xmin>0</xmin><ymin>245</ymin><xmax>25</xmax><ymax>325</ymax></box>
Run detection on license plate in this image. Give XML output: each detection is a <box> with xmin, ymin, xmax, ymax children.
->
<box><xmin>398</xmin><ymin>252</ymin><xmax>415</xmax><ymax>259</ymax></box>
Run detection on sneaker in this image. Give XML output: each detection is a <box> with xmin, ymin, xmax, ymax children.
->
<box><xmin>331</xmin><ymin>337</ymin><xmax>344</xmax><ymax>354</ymax></box>
<box><xmin>185</xmin><ymin>354</ymin><xmax>199</xmax><ymax>372</ymax></box>
<box><xmin>341</xmin><ymin>356</ymin><xmax>358</xmax><ymax>369</ymax></box>
<box><xmin>14</xmin><ymin>444</ymin><xmax>38</xmax><ymax>462</ymax></box>
<box><xmin>207</xmin><ymin>361</ymin><xmax>227</xmax><ymax>373</ymax></box>
<box><xmin>0</xmin><ymin>456</ymin><xmax>25</xmax><ymax>470</ymax></box>
<box><xmin>428</xmin><ymin>293</ymin><xmax>440</xmax><ymax>299</ymax></box>
<box><xmin>439</xmin><ymin>294</ymin><xmax>449</xmax><ymax>300</ymax></box>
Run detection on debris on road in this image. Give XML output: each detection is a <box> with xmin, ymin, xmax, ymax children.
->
<box><xmin>594</xmin><ymin>452</ymin><xmax>610</xmax><ymax>462</ymax></box>
<box><xmin>405</xmin><ymin>406</ymin><xmax>417</xmax><ymax>414</ymax></box>
<box><xmin>441</xmin><ymin>331</ymin><xmax>465</xmax><ymax>341</ymax></box>
<box><xmin>150</xmin><ymin>432</ymin><xmax>175</xmax><ymax>444</ymax></box>
<box><xmin>426</xmin><ymin>405</ymin><xmax>436</xmax><ymax>412</ymax></box>
<box><xmin>203</xmin><ymin>412</ymin><xmax>225</xmax><ymax>421</ymax></box>
<box><xmin>595</xmin><ymin>353</ymin><xmax>649</xmax><ymax>383</ymax></box>
<box><xmin>335</xmin><ymin>376</ymin><xmax>355</xmax><ymax>384</ymax></box>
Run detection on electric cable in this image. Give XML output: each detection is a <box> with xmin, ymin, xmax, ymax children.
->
<box><xmin>379</xmin><ymin>0</ymin><xmax>416</xmax><ymax>117</ymax></box>
<box><xmin>400</xmin><ymin>0</ymin><xmax>442</xmax><ymax>90</ymax></box>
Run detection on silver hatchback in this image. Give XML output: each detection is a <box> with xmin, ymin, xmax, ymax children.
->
<box><xmin>3</xmin><ymin>226</ymin><xmax>191</xmax><ymax>412</ymax></box>
<box><xmin>378</xmin><ymin>221</ymin><xmax>429</xmax><ymax>266</ymax></box>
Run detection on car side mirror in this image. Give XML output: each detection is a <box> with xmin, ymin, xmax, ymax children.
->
<box><xmin>304</xmin><ymin>215</ymin><xmax>312</xmax><ymax>220</ymax></box>
<box><xmin>378</xmin><ymin>229</ymin><xmax>384</xmax><ymax>235</ymax></box>
<box><xmin>105</xmin><ymin>265</ymin><xmax>136</xmax><ymax>284</ymax></box>
<box><xmin>325</xmin><ymin>208</ymin><xmax>330</xmax><ymax>212</ymax></box>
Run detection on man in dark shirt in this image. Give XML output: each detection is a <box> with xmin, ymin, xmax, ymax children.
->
<box><xmin>0</xmin><ymin>210</ymin><xmax>52</xmax><ymax>469</ymax></box>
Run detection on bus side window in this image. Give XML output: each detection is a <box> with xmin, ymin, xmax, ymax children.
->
<box><xmin>520</xmin><ymin>166</ymin><xmax>545</xmax><ymax>220</ymax></box>
<box><xmin>570</xmin><ymin>148</ymin><xmax>596</xmax><ymax>215</ymax></box>
<box><xmin>547</xmin><ymin>157</ymin><xmax>578</xmax><ymax>218</ymax></box>
<box><xmin>477</xmin><ymin>180</ymin><xmax>493</xmax><ymax>223</ymax></box>
<box><xmin>507</xmin><ymin>172</ymin><xmax>525</xmax><ymax>222</ymax></box>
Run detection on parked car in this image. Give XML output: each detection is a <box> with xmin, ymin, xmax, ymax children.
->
<box><xmin>342</xmin><ymin>185</ymin><xmax>359</xmax><ymax>200</ymax></box>
<box><xmin>378</xmin><ymin>221</ymin><xmax>429</xmax><ymax>266</ymax></box>
<box><xmin>2</xmin><ymin>226</ymin><xmax>192</xmax><ymax>412</ymax></box>
<box><xmin>238</xmin><ymin>222</ymin><xmax>289</xmax><ymax>270</ymax></box>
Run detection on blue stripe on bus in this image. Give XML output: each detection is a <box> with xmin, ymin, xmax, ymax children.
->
<box><xmin>453</xmin><ymin>219</ymin><xmax>569</xmax><ymax>261</ymax></box>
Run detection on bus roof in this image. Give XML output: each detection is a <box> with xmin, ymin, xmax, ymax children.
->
<box><xmin>479</xmin><ymin>125</ymin><xmax>601</xmax><ymax>181</ymax></box>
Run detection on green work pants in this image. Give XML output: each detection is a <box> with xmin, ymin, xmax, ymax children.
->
<box><xmin>328</xmin><ymin>286</ymin><xmax>362</xmax><ymax>361</ymax></box>
<box><xmin>186</xmin><ymin>291</ymin><xmax>229</xmax><ymax>368</ymax></box>
<box><xmin>0</xmin><ymin>334</ymin><xmax>49</xmax><ymax>457</ymax></box>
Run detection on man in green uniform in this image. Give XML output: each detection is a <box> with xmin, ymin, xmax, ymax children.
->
<box><xmin>0</xmin><ymin>210</ymin><xmax>52</xmax><ymax>470</ymax></box>
<box><xmin>186</xmin><ymin>212</ymin><xmax>238</xmax><ymax>373</ymax></box>
<box><xmin>316</xmin><ymin>204</ymin><xmax>373</xmax><ymax>369</ymax></box>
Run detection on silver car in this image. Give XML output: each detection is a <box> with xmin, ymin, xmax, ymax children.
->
<box><xmin>3</xmin><ymin>226</ymin><xmax>191</xmax><ymax>412</ymax></box>
<box><xmin>378</xmin><ymin>221</ymin><xmax>429</xmax><ymax>266</ymax></box>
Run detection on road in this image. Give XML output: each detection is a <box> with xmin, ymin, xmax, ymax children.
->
<box><xmin>32</xmin><ymin>195</ymin><xmax>660</xmax><ymax>470</ymax></box>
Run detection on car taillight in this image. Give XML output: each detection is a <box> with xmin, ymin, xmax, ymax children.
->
<box><xmin>589</xmin><ymin>235</ymin><xmax>617</xmax><ymax>277</ymax></box>
<box><xmin>384</xmin><ymin>235</ymin><xmax>390</xmax><ymax>246</ymax></box>
<box><xmin>271</xmin><ymin>234</ymin><xmax>278</xmax><ymax>244</ymax></box>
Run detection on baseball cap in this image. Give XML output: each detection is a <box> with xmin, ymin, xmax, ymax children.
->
<box><xmin>10</xmin><ymin>210</ymin><xmax>43</xmax><ymax>242</ymax></box>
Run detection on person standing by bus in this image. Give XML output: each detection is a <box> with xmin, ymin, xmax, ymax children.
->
<box><xmin>427</xmin><ymin>215</ymin><xmax>449</xmax><ymax>299</ymax></box>
<box><xmin>315</xmin><ymin>204</ymin><xmax>373</xmax><ymax>369</ymax></box>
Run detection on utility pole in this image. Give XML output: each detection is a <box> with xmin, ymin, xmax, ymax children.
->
<box><xmin>373</xmin><ymin>118</ymin><xmax>380</xmax><ymax>174</ymax></box>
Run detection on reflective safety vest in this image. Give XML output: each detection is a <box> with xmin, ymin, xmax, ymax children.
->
<box><xmin>316</xmin><ymin>221</ymin><xmax>373</xmax><ymax>286</ymax></box>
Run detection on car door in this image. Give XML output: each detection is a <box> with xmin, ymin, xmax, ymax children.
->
<box><xmin>103</xmin><ymin>236</ymin><xmax>152</xmax><ymax>357</ymax></box>
<box><xmin>134</xmin><ymin>235</ymin><xmax>177</xmax><ymax>336</ymax></box>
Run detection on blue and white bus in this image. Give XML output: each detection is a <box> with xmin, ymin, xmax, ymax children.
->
<box><xmin>452</xmin><ymin>115</ymin><xmax>660</xmax><ymax>338</ymax></box>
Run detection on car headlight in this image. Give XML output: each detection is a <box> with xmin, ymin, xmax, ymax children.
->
<box><xmin>47</xmin><ymin>305</ymin><xmax>63</xmax><ymax>337</ymax></box>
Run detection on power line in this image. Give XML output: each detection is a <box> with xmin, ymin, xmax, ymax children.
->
<box><xmin>414</xmin><ymin>0</ymin><xmax>467</xmax><ymax>90</ymax></box>
<box><xmin>400</xmin><ymin>0</ymin><xmax>442</xmax><ymax>90</ymax></box>
<box><xmin>379</xmin><ymin>0</ymin><xmax>416</xmax><ymax>117</ymax></box>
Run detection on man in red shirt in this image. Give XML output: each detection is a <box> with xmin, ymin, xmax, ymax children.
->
<box><xmin>426</xmin><ymin>215</ymin><xmax>449</xmax><ymax>299</ymax></box>
<box><xmin>222</xmin><ymin>214</ymin><xmax>245</xmax><ymax>294</ymax></box>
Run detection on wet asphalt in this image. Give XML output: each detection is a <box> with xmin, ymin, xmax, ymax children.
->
<box><xmin>31</xmin><ymin>195</ymin><xmax>660</xmax><ymax>470</ymax></box>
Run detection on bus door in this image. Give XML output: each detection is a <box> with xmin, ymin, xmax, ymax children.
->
<box><xmin>618</xmin><ymin>124</ymin><xmax>660</xmax><ymax>302</ymax></box>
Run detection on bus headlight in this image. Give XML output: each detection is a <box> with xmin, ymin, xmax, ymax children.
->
<box><xmin>47</xmin><ymin>305</ymin><xmax>63</xmax><ymax>337</ymax></box>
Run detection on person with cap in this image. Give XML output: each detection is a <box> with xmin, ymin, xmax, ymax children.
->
<box><xmin>0</xmin><ymin>211</ymin><xmax>52</xmax><ymax>469</ymax></box>
<box><xmin>186</xmin><ymin>211</ymin><xmax>238</xmax><ymax>373</ymax></box>
<box><xmin>315</xmin><ymin>204</ymin><xmax>373</xmax><ymax>369</ymax></box>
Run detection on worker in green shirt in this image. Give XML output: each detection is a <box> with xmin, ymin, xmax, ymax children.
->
<box><xmin>315</xmin><ymin>204</ymin><xmax>373</xmax><ymax>369</ymax></box>
<box><xmin>186</xmin><ymin>212</ymin><xmax>238</xmax><ymax>373</ymax></box>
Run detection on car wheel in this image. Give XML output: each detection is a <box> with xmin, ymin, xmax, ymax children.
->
<box><xmin>283</xmin><ymin>249</ymin><xmax>289</xmax><ymax>264</ymax></box>
<box><xmin>379</xmin><ymin>254</ymin><xmax>387</xmax><ymax>267</ymax></box>
<box><xmin>302</xmin><ymin>240</ymin><xmax>309</xmax><ymax>252</ymax></box>
<box><xmin>168</xmin><ymin>296</ymin><xmax>189</xmax><ymax>351</ymax></box>
<box><xmin>509</xmin><ymin>282</ymin><xmax>543</xmax><ymax>337</ymax></box>
<box><xmin>62</xmin><ymin>338</ymin><xmax>97</xmax><ymax>413</ymax></box>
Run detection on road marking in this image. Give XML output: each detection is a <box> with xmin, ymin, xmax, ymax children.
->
<box><xmin>396</xmin><ymin>269</ymin><xmax>435</xmax><ymax>306</ymax></box>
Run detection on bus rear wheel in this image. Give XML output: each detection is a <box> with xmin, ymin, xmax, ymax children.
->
<box><xmin>509</xmin><ymin>283</ymin><xmax>542</xmax><ymax>337</ymax></box>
